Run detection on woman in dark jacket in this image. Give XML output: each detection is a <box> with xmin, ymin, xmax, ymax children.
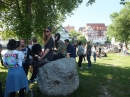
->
<box><xmin>36</xmin><ymin>27</ymin><xmax>54</xmax><ymax>67</ymax></box>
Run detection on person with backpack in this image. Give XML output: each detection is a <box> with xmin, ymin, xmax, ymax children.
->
<box><xmin>54</xmin><ymin>33</ymin><xmax>67</xmax><ymax>60</ymax></box>
<box><xmin>3</xmin><ymin>39</ymin><xmax>28</xmax><ymax>97</ymax></box>
<box><xmin>20</xmin><ymin>39</ymin><xmax>38</xmax><ymax>76</ymax></box>
<box><xmin>77</xmin><ymin>42</ymin><xmax>84</xmax><ymax>69</ymax></box>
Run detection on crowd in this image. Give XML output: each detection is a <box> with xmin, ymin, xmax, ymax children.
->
<box><xmin>0</xmin><ymin>26</ymin><xmax>109</xmax><ymax>97</ymax></box>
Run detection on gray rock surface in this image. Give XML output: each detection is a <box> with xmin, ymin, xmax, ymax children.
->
<box><xmin>37</xmin><ymin>58</ymin><xmax>79</xmax><ymax>96</ymax></box>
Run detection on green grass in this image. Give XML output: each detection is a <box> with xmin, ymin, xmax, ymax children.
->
<box><xmin>0</xmin><ymin>53</ymin><xmax>130</xmax><ymax>97</ymax></box>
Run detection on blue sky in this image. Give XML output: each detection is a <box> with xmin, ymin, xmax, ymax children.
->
<box><xmin>63</xmin><ymin>0</ymin><xmax>124</xmax><ymax>30</ymax></box>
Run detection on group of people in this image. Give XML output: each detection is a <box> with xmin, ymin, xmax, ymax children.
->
<box><xmin>0</xmin><ymin>27</ymin><xmax>55</xmax><ymax>97</ymax></box>
<box><xmin>76</xmin><ymin>42</ymin><xmax>92</xmax><ymax>69</ymax></box>
<box><xmin>0</xmin><ymin>26</ymin><xmax>82</xmax><ymax>97</ymax></box>
<box><xmin>0</xmin><ymin>26</ymin><xmax>110</xmax><ymax>97</ymax></box>
<box><xmin>76</xmin><ymin>43</ymin><xmax>108</xmax><ymax>69</ymax></box>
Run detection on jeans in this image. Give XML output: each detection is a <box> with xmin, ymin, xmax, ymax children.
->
<box><xmin>87</xmin><ymin>54</ymin><xmax>91</xmax><ymax>68</ymax></box>
<box><xmin>93</xmin><ymin>53</ymin><xmax>96</xmax><ymax>62</ymax></box>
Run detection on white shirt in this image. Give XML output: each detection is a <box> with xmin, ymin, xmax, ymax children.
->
<box><xmin>28</xmin><ymin>44</ymin><xmax>33</xmax><ymax>59</ymax></box>
<box><xmin>3</xmin><ymin>50</ymin><xmax>24</xmax><ymax>67</ymax></box>
<box><xmin>92</xmin><ymin>47</ymin><xmax>96</xmax><ymax>53</ymax></box>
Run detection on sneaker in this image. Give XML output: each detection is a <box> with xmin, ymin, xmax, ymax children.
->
<box><xmin>79</xmin><ymin>67</ymin><xmax>83</xmax><ymax>69</ymax></box>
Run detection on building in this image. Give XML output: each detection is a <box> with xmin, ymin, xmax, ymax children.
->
<box><xmin>79</xmin><ymin>27</ymin><xmax>85</xmax><ymax>34</ymax></box>
<box><xmin>64</xmin><ymin>25</ymin><xmax>75</xmax><ymax>32</ymax></box>
<box><xmin>79</xmin><ymin>23</ymin><xmax>107</xmax><ymax>44</ymax></box>
<box><xmin>55</xmin><ymin>26</ymin><xmax>70</xmax><ymax>41</ymax></box>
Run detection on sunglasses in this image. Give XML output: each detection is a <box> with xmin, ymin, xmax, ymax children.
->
<box><xmin>44</xmin><ymin>30</ymin><xmax>50</xmax><ymax>33</ymax></box>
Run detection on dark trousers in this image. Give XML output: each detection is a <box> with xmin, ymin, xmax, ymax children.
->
<box><xmin>30</xmin><ymin>59</ymin><xmax>48</xmax><ymax>80</ymax></box>
<box><xmin>93</xmin><ymin>53</ymin><xmax>96</xmax><ymax>62</ymax></box>
<box><xmin>87</xmin><ymin>54</ymin><xmax>91</xmax><ymax>67</ymax></box>
<box><xmin>30</xmin><ymin>61</ymin><xmax>38</xmax><ymax>80</ymax></box>
<box><xmin>78</xmin><ymin>54</ymin><xmax>83</xmax><ymax>67</ymax></box>
<box><xmin>10</xmin><ymin>88</ymin><xmax>25</xmax><ymax>97</ymax></box>
<box><xmin>22</xmin><ymin>63</ymin><xmax>29</xmax><ymax>76</ymax></box>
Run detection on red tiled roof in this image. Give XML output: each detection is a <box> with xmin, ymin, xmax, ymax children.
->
<box><xmin>86</xmin><ymin>23</ymin><xmax>107</xmax><ymax>31</ymax></box>
<box><xmin>64</xmin><ymin>25</ymin><xmax>75</xmax><ymax>32</ymax></box>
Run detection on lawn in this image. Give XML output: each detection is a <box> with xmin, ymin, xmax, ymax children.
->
<box><xmin>0</xmin><ymin>53</ymin><xmax>130</xmax><ymax>97</ymax></box>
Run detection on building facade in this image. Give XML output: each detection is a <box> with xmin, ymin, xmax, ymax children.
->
<box><xmin>79</xmin><ymin>23</ymin><xmax>107</xmax><ymax>44</ymax></box>
<box><xmin>55</xmin><ymin>26</ymin><xmax>70</xmax><ymax>41</ymax></box>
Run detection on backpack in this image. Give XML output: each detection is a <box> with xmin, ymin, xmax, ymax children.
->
<box><xmin>77</xmin><ymin>46</ymin><xmax>83</xmax><ymax>56</ymax></box>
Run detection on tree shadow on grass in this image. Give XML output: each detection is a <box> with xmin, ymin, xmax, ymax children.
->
<box><xmin>1</xmin><ymin>63</ymin><xmax>130</xmax><ymax>97</ymax></box>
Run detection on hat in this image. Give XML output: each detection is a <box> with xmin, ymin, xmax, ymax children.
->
<box><xmin>64</xmin><ymin>39</ymin><xmax>69</xmax><ymax>43</ymax></box>
<box><xmin>7</xmin><ymin>39</ymin><xmax>17</xmax><ymax>50</ymax></box>
<box><xmin>47</xmin><ymin>27</ymin><xmax>52</xmax><ymax>32</ymax></box>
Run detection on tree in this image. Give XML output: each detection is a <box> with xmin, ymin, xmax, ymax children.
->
<box><xmin>107</xmin><ymin>3</ymin><xmax>130</xmax><ymax>47</ymax></box>
<box><xmin>69</xmin><ymin>30</ymin><xmax>87</xmax><ymax>44</ymax></box>
<box><xmin>0</xmin><ymin>0</ymin><xmax>83</xmax><ymax>41</ymax></box>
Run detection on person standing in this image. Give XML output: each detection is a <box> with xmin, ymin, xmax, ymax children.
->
<box><xmin>20</xmin><ymin>39</ymin><xmax>37</xmax><ymax>76</ymax></box>
<box><xmin>3</xmin><ymin>39</ymin><xmax>28</xmax><ymax>97</ymax></box>
<box><xmin>86</xmin><ymin>42</ymin><xmax>92</xmax><ymax>68</ymax></box>
<box><xmin>92</xmin><ymin>45</ymin><xmax>96</xmax><ymax>63</ymax></box>
<box><xmin>29</xmin><ymin>37</ymin><xmax>42</xmax><ymax>83</ymax></box>
<box><xmin>123</xmin><ymin>44</ymin><xmax>127</xmax><ymax>56</ymax></box>
<box><xmin>77</xmin><ymin>42</ymin><xmax>84</xmax><ymax>69</ymax></box>
<box><xmin>73</xmin><ymin>41</ymin><xmax>77</xmax><ymax>56</ymax></box>
<box><xmin>99</xmin><ymin>46</ymin><xmax>102</xmax><ymax>58</ymax></box>
<box><xmin>118</xmin><ymin>43</ymin><xmax>121</xmax><ymax>55</ymax></box>
<box><xmin>27</xmin><ymin>38</ymin><xmax>33</xmax><ymax>72</ymax></box>
<box><xmin>64</xmin><ymin>39</ymin><xmax>76</xmax><ymax>58</ymax></box>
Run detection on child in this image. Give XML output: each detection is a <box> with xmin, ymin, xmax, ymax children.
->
<box><xmin>3</xmin><ymin>39</ymin><xmax>28</xmax><ymax>97</ymax></box>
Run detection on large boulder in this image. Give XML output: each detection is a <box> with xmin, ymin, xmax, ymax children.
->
<box><xmin>37</xmin><ymin>58</ymin><xmax>79</xmax><ymax>96</ymax></box>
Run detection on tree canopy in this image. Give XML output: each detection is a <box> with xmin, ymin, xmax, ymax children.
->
<box><xmin>0</xmin><ymin>0</ymin><xmax>84</xmax><ymax>40</ymax></box>
<box><xmin>69</xmin><ymin>30</ymin><xmax>87</xmax><ymax>45</ymax></box>
<box><xmin>107</xmin><ymin>2</ymin><xmax>130</xmax><ymax>46</ymax></box>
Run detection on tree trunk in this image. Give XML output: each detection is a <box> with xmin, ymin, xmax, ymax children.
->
<box><xmin>26</xmin><ymin>0</ymin><xmax>32</xmax><ymax>20</ymax></box>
